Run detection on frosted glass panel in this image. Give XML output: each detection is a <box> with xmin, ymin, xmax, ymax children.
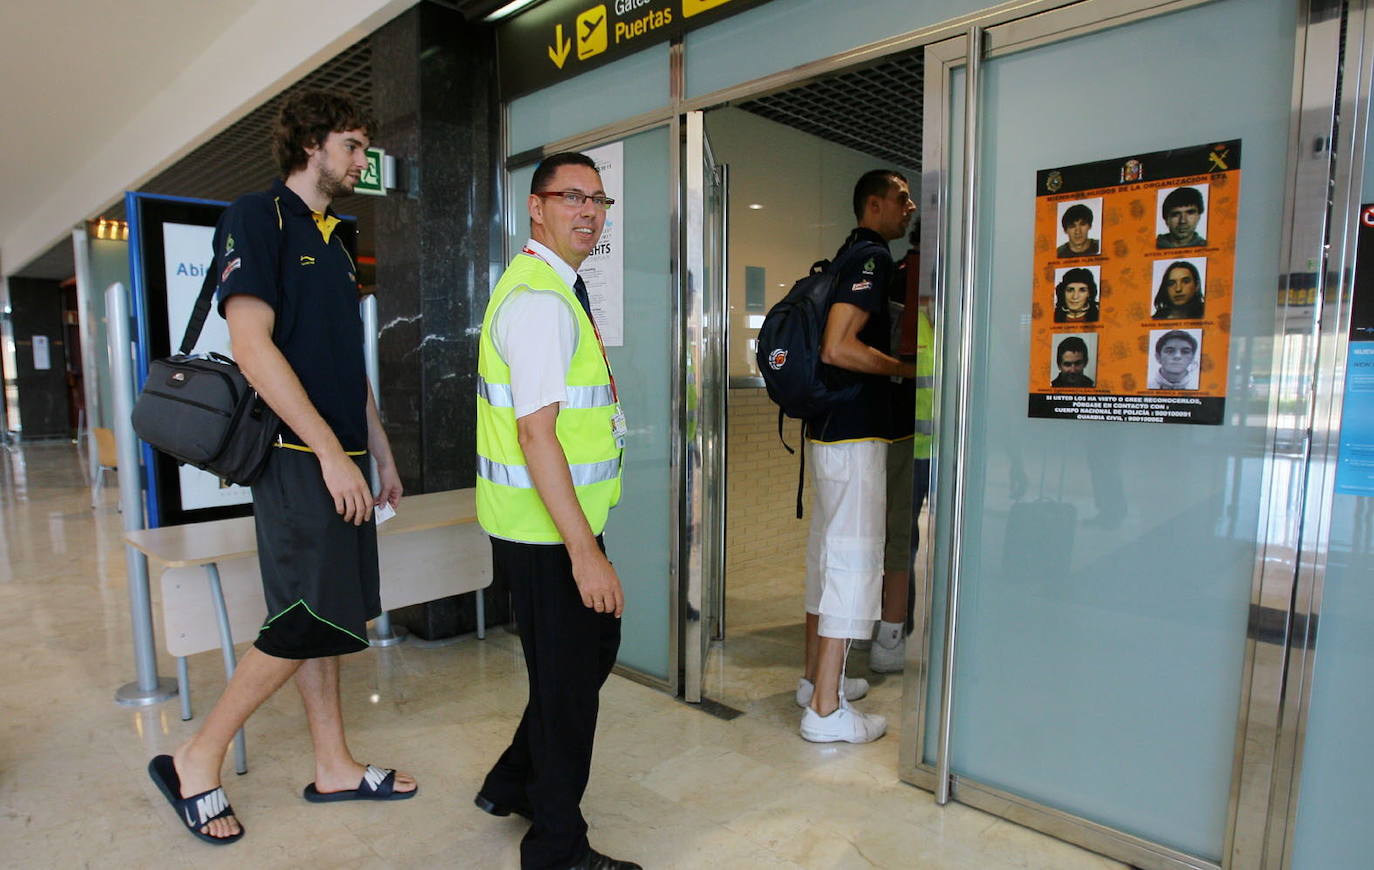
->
<box><xmin>685</xmin><ymin>0</ymin><xmax>985</xmax><ymax>99</ymax></box>
<box><xmin>508</xmin><ymin>45</ymin><xmax>669</xmax><ymax>155</ymax></box>
<box><xmin>604</xmin><ymin>126</ymin><xmax>673</xmax><ymax>680</ymax></box>
<box><xmin>933</xmin><ymin>0</ymin><xmax>1295</xmax><ymax>859</ymax></box>
<box><xmin>505</xmin><ymin>130</ymin><xmax>674</xmax><ymax>681</ymax></box>
<box><xmin>1290</xmin><ymin>497</ymin><xmax>1374</xmax><ymax>866</ymax></box>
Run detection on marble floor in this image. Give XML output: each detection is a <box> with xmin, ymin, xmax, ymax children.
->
<box><xmin>0</xmin><ymin>440</ymin><xmax>1126</xmax><ymax>869</ymax></box>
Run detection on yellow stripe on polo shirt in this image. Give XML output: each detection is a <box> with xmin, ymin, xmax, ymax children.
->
<box><xmin>276</xmin><ymin>440</ymin><xmax>367</xmax><ymax>457</ymax></box>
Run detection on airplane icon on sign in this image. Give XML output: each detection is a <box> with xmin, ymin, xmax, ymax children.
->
<box><xmin>577</xmin><ymin>5</ymin><xmax>607</xmax><ymax>60</ymax></box>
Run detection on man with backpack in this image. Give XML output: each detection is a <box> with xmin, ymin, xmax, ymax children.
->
<box><xmin>797</xmin><ymin>169</ymin><xmax>917</xmax><ymax>744</ymax></box>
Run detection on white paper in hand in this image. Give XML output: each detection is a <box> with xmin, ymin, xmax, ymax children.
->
<box><xmin>374</xmin><ymin>503</ymin><xmax>397</xmax><ymax>526</ymax></box>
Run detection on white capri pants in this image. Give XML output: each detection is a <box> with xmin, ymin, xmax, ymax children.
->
<box><xmin>805</xmin><ymin>439</ymin><xmax>887</xmax><ymax>640</ymax></box>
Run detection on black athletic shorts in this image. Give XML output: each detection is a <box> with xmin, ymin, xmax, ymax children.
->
<box><xmin>250</xmin><ymin>447</ymin><xmax>379</xmax><ymax>659</ymax></box>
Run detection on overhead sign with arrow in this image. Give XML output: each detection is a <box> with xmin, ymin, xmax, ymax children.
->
<box><xmin>498</xmin><ymin>0</ymin><xmax>773</xmax><ymax>100</ymax></box>
<box><xmin>548</xmin><ymin>23</ymin><xmax>572</xmax><ymax>67</ymax></box>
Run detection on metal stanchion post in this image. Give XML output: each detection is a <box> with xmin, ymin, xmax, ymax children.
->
<box><xmin>361</xmin><ymin>293</ymin><xmax>405</xmax><ymax>647</ymax></box>
<box><xmin>109</xmin><ymin>282</ymin><xmax>178</xmax><ymax>706</ymax></box>
<box><xmin>72</xmin><ymin>228</ymin><xmax>102</xmax><ymax>490</ymax></box>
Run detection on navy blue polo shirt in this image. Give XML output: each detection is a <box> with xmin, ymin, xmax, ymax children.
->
<box><xmin>806</xmin><ymin>227</ymin><xmax>896</xmax><ymax>443</ymax></box>
<box><xmin>213</xmin><ymin>179</ymin><xmax>368</xmax><ymax>452</ymax></box>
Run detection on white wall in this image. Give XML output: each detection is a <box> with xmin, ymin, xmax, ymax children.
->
<box><xmin>1</xmin><ymin>0</ymin><xmax>414</xmax><ymax>278</ymax></box>
<box><xmin>706</xmin><ymin>107</ymin><xmax>917</xmax><ymax>378</ymax></box>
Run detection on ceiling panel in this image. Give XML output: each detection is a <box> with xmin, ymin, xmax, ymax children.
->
<box><xmin>737</xmin><ymin>49</ymin><xmax>923</xmax><ymax>172</ymax></box>
<box><xmin>15</xmin><ymin>37</ymin><xmax>376</xmax><ymax>281</ymax></box>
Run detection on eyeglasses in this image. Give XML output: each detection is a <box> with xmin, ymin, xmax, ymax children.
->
<box><xmin>534</xmin><ymin>190</ymin><xmax>616</xmax><ymax>211</ymax></box>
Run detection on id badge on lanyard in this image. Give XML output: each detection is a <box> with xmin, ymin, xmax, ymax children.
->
<box><xmin>523</xmin><ymin>246</ymin><xmax>628</xmax><ymax>449</ymax></box>
<box><xmin>589</xmin><ymin>317</ymin><xmax>626</xmax><ymax>449</ymax></box>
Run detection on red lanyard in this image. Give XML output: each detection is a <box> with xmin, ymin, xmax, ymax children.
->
<box><xmin>521</xmin><ymin>247</ymin><xmax>619</xmax><ymax>403</ymax></box>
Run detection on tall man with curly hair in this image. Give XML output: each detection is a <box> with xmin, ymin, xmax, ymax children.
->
<box><xmin>147</xmin><ymin>91</ymin><xmax>416</xmax><ymax>846</ymax></box>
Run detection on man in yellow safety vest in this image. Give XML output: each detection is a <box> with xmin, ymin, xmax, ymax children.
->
<box><xmin>472</xmin><ymin>151</ymin><xmax>639</xmax><ymax>870</ymax></box>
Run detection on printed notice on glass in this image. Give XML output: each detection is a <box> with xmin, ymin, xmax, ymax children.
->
<box><xmin>31</xmin><ymin>335</ymin><xmax>51</xmax><ymax>370</ymax></box>
<box><xmin>579</xmin><ymin>140</ymin><xmax>624</xmax><ymax>347</ymax></box>
<box><xmin>1027</xmin><ymin>141</ymin><xmax>1241</xmax><ymax>425</ymax></box>
<box><xmin>1335</xmin><ymin>204</ymin><xmax>1374</xmax><ymax>496</ymax></box>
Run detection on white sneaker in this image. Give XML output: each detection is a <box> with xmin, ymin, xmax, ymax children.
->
<box><xmin>799</xmin><ymin>699</ymin><xmax>888</xmax><ymax>744</ymax></box>
<box><xmin>869</xmin><ymin>637</ymin><xmax>906</xmax><ymax>673</ymax></box>
<box><xmin>795</xmin><ymin>675</ymin><xmax>869</xmax><ymax>707</ymax></box>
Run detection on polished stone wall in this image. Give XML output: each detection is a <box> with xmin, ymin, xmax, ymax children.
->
<box><xmin>372</xmin><ymin>3</ymin><xmax>506</xmax><ymax>637</ymax></box>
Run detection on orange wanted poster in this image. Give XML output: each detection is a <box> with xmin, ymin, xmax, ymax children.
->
<box><xmin>1028</xmin><ymin>140</ymin><xmax>1239</xmax><ymax>425</ymax></box>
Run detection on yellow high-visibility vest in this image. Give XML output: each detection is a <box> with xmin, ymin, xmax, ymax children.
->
<box><xmin>914</xmin><ymin>310</ymin><xmax>935</xmax><ymax>459</ymax></box>
<box><xmin>476</xmin><ymin>253</ymin><xmax>622</xmax><ymax>543</ymax></box>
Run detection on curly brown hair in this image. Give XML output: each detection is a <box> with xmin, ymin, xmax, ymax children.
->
<box><xmin>271</xmin><ymin>90</ymin><xmax>376</xmax><ymax>177</ymax></box>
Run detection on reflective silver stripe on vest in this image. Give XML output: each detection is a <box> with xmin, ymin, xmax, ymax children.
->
<box><xmin>478</xmin><ymin>378</ymin><xmax>612</xmax><ymax>410</ymax></box>
<box><xmin>913</xmin><ymin>375</ymin><xmax>935</xmax><ymax>389</ymax></box>
<box><xmin>915</xmin><ymin>419</ymin><xmax>934</xmax><ymax>435</ymax></box>
<box><xmin>478</xmin><ymin>454</ymin><xmax>620</xmax><ymax>489</ymax></box>
<box><xmin>564</xmin><ymin>384</ymin><xmax>614</xmax><ymax>409</ymax></box>
<box><xmin>569</xmin><ymin>456</ymin><xmax>620</xmax><ymax>486</ymax></box>
<box><xmin>478</xmin><ymin>379</ymin><xmax>514</xmax><ymax>407</ymax></box>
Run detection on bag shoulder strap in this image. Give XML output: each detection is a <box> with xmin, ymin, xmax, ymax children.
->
<box><xmin>177</xmin><ymin>257</ymin><xmax>220</xmax><ymax>355</ymax></box>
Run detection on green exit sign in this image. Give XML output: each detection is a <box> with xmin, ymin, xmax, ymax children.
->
<box><xmin>354</xmin><ymin>147</ymin><xmax>386</xmax><ymax>196</ymax></box>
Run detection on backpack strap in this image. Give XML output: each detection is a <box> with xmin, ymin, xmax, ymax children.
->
<box><xmin>776</xmin><ymin>406</ymin><xmax>795</xmax><ymax>455</ymax></box>
<box><xmin>795</xmin><ymin>419</ymin><xmax>808</xmax><ymax>520</ymax></box>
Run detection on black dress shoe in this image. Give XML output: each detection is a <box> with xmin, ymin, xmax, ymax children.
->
<box><xmin>568</xmin><ymin>846</ymin><xmax>642</xmax><ymax>870</ymax></box>
<box><xmin>473</xmin><ymin>791</ymin><xmax>533</xmax><ymax>821</ymax></box>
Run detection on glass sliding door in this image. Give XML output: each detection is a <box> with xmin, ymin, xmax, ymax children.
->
<box><xmin>507</xmin><ymin>124</ymin><xmax>676</xmax><ymax>684</ymax></box>
<box><xmin>1289</xmin><ymin>6</ymin><xmax>1374</xmax><ymax>868</ymax></box>
<box><xmin>904</xmin><ymin>0</ymin><xmax>1308</xmax><ymax>867</ymax></box>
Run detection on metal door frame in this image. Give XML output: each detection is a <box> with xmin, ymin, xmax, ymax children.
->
<box><xmin>681</xmin><ymin>109</ymin><xmax>729</xmax><ymax>702</ymax></box>
<box><xmin>899</xmin><ymin>1</ymin><xmax>1347</xmax><ymax>868</ymax></box>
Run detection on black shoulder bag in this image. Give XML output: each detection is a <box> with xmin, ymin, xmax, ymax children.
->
<box><xmin>131</xmin><ymin>253</ymin><xmax>281</xmax><ymax>486</ymax></box>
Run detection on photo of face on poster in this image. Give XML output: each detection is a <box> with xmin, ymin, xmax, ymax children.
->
<box><xmin>1053</xmin><ymin>265</ymin><xmax>1101</xmax><ymax>323</ymax></box>
<box><xmin>1147</xmin><ymin>328</ymin><xmax>1202</xmax><ymax>390</ymax></box>
<box><xmin>1050</xmin><ymin>332</ymin><xmax>1098</xmax><ymax>388</ymax></box>
<box><xmin>1155</xmin><ymin>184</ymin><xmax>1209</xmax><ymax>249</ymax></box>
<box><xmin>1056</xmin><ymin>197</ymin><xmax>1103</xmax><ymax>258</ymax></box>
<box><xmin>1150</xmin><ymin>257</ymin><xmax>1207</xmax><ymax>320</ymax></box>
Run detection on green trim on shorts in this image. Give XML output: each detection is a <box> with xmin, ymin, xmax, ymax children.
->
<box><xmin>260</xmin><ymin>598</ymin><xmax>371</xmax><ymax>647</ymax></box>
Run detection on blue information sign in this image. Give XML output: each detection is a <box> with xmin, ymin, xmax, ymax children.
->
<box><xmin>1335</xmin><ymin>204</ymin><xmax>1374</xmax><ymax>496</ymax></box>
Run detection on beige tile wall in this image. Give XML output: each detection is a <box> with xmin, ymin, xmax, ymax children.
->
<box><xmin>725</xmin><ymin>387</ymin><xmax>809</xmax><ymax>580</ymax></box>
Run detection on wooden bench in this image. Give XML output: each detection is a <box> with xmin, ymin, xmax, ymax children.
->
<box><xmin>124</xmin><ymin>489</ymin><xmax>491</xmax><ymax>773</ymax></box>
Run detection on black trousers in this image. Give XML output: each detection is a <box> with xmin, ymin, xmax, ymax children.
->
<box><xmin>481</xmin><ymin>536</ymin><xmax>622</xmax><ymax>870</ymax></box>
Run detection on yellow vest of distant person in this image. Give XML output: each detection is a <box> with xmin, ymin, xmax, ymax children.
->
<box><xmin>914</xmin><ymin>310</ymin><xmax>934</xmax><ymax>459</ymax></box>
<box><xmin>476</xmin><ymin>253</ymin><xmax>622</xmax><ymax>543</ymax></box>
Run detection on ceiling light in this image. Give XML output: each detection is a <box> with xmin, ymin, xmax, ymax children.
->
<box><xmin>485</xmin><ymin>0</ymin><xmax>541</xmax><ymax>21</ymax></box>
<box><xmin>748</xmin><ymin>203</ymin><xmax>764</xmax><ymax>210</ymax></box>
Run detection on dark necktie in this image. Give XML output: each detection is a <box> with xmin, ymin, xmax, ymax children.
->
<box><xmin>573</xmin><ymin>275</ymin><xmax>593</xmax><ymax>319</ymax></box>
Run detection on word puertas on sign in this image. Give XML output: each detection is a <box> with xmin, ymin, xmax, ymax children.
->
<box><xmin>498</xmin><ymin>0</ymin><xmax>772</xmax><ymax>99</ymax></box>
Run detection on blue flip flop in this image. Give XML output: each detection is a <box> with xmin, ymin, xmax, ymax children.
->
<box><xmin>147</xmin><ymin>755</ymin><xmax>244</xmax><ymax>845</ymax></box>
<box><xmin>302</xmin><ymin>764</ymin><xmax>417</xmax><ymax>802</ymax></box>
